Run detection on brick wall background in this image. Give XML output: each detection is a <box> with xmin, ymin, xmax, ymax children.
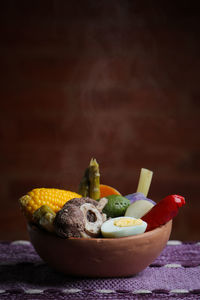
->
<box><xmin>0</xmin><ymin>1</ymin><xmax>199</xmax><ymax>241</ymax></box>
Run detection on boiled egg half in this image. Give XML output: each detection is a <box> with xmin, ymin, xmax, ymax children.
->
<box><xmin>101</xmin><ymin>216</ymin><xmax>147</xmax><ymax>238</ymax></box>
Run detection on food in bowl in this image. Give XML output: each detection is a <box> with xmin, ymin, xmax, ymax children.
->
<box><xmin>19</xmin><ymin>158</ymin><xmax>185</xmax><ymax>276</ymax></box>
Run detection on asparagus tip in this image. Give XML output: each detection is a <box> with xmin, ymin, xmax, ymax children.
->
<box><xmin>90</xmin><ymin>157</ymin><xmax>98</xmax><ymax>167</ymax></box>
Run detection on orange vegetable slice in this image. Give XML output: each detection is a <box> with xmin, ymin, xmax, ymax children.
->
<box><xmin>100</xmin><ymin>184</ymin><xmax>121</xmax><ymax>198</ymax></box>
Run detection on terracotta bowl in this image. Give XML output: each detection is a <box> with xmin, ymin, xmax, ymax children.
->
<box><xmin>28</xmin><ymin>220</ymin><xmax>172</xmax><ymax>278</ymax></box>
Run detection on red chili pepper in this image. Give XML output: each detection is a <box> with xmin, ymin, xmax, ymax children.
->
<box><xmin>141</xmin><ymin>194</ymin><xmax>185</xmax><ymax>231</ymax></box>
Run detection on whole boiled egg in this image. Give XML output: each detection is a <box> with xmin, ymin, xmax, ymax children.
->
<box><xmin>101</xmin><ymin>216</ymin><xmax>147</xmax><ymax>238</ymax></box>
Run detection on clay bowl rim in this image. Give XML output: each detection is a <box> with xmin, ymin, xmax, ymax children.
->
<box><xmin>28</xmin><ymin>220</ymin><xmax>172</xmax><ymax>242</ymax></box>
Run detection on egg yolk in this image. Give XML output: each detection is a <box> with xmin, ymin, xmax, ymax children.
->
<box><xmin>114</xmin><ymin>218</ymin><xmax>143</xmax><ymax>227</ymax></box>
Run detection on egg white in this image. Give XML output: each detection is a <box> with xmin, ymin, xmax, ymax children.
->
<box><xmin>101</xmin><ymin>217</ymin><xmax>147</xmax><ymax>238</ymax></box>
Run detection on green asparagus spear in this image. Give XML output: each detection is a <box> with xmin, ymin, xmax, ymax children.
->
<box><xmin>78</xmin><ymin>167</ymin><xmax>90</xmax><ymax>197</ymax></box>
<box><xmin>33</xmin><ymin>205</ymin><xmax>56</xmax><ymax>233</ymax></box>
<box><xmin>89</xmin><ymin>158</ymin><xmax>100</xmax><ymax>200</ymax></box>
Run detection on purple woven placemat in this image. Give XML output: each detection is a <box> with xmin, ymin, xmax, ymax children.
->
<box><xmin>0</xmin><ymin>240</ymin><xmax>200</xmax><ymax>299</ymax></box>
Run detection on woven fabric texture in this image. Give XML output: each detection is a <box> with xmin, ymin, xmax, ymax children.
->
<box><xmin>0</xmin><ymin>240</ymin><xmax>200</xmax><ymax>299</ymax></box>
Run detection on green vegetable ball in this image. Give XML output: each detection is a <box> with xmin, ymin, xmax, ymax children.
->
<box><xmin>103</xmin><ymin>195</ymin><xmax>130</xmax><ymax>218</ymax></box>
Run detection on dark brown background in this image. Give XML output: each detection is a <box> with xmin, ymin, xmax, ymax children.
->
<box><xmin>0</xmin><ymin>1</ymin><xmax>199</xmax><ymax>241</ymax></box>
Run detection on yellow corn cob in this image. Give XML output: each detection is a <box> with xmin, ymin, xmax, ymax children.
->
<box><xmin>19</xmin><ymin>188</ymin><xmax>81</xmax><ymax>221</ymax></box>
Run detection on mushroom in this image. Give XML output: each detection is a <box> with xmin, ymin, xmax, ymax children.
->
<box><xmin>53</xmin><ymin>197</ymin><xmax>108</xmax><ymax>238</ymax></box>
